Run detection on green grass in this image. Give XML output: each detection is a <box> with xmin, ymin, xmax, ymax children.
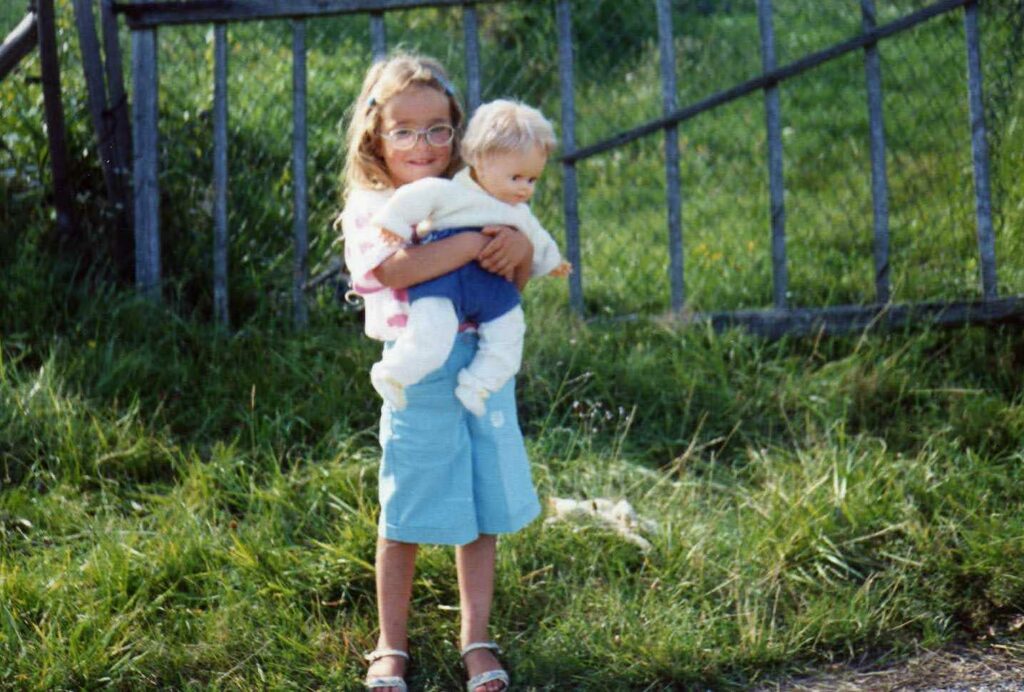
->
<box><xmin>1</xmin><ymin>285</ymin><xmax>1023</xmax><ymax>688</ymax></box>
<box><xmin>2</xmin><ymin>0</ymin><xmax>1024</xmax><ymax>688</ymax></box>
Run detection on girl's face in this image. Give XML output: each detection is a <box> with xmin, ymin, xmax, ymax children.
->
<box><xmin>379</xmin><ymin>85</ymin><xmax>453</xmax><ymax>187</ymax></box>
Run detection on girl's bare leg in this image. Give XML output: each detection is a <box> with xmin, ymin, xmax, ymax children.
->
<box><xmin>367</xmin><ymin>538</ymin><xmax>418</xmax><ymax>690</ymax></box>
<box><xmin>456</xmin><ymin>534</ymin><xmax>507</xmax><ymax>692</ymax></box>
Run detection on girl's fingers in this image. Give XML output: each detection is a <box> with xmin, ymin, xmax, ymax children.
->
<box><xmin>481</xmin><ymin>224</ymin><xmax>516</xmax><ymax>237</ymax></box>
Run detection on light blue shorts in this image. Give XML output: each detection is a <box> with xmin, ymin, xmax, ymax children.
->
<box><xmin>377</xmin><ymin>332</ymin><xmax>541</xmax><ymax>545</ymax></box>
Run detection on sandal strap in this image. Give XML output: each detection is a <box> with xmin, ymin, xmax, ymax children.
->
<box><xmin>460</xmin><ymin>641</ymin><xmax>502</xmax><ymax>657</ymax></box>
<box><xmin>365</xmin><ymin>648</ymin><xmax>410</xmax><ymax>663</ymax></box>
<box><xmin>366</xmin><ymin>676</ymin><xmax>407</xmax><ymax>691</ymax></box>
<box><xmin>466</xmin><ymin>668</ymin><xmax>510</xmax><ymax>691</ymax></box>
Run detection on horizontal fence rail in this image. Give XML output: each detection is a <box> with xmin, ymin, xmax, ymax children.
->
<box><xmin>110</xmin><ymin>0</ymin><xmax>1021</xmax><ymax>336</ymax></box>
<box><xmin>113</xmin><ymin>0</ymin><xmax>505</xmax><ymax>28</ymax></box>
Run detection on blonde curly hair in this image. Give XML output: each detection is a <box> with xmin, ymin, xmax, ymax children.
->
<box><xmin>461</xmin><ymin>99</ymin><xmax>557</xmax><ymax>168</ymax></box>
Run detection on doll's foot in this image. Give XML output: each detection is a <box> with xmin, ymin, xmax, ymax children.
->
<box><xmin>455</xmin><ymin>370</ymin><xmax>489</xmax><ymax>417</ymax></box>
<box><xmin>371</xmin><ymin>364</ymin><xmax>407</xmax><ymax>410</ymax></box>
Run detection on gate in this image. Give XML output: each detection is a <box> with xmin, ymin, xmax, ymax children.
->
<box><xmin>105</xmin><ymin>0</ymin><xmax>1024</xmax><ymax>336</ymax></box>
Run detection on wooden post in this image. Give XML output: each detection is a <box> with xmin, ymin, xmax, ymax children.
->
<box><xmin>72</xmin><ymin>0</ymin><xmax>120</xmax><ymax>218</ymax></box>
<box><xmin>293</xmin><ymin>19</ymin><xmax>309</xmax><ymax>328</ymax></box>
<box><xmin>757</xmin><ymin>0</ymin><xmax>787</xmax><ymax>309</ymax></box>
<box><xmin>370</xmin><ymin>11</ymin><xmax>386</xmax><ymax>62</ymax></box>
<box><xmin>213</xmin><ymin>23</ymin><xmax>230</xmax><ymax>326</ymax></box>
<box><xmin>656</xmin><ymin>0</ymin><xmax>684</xmax><ymax>313</ymax></box>
<box><xmin>132</xmin><ymin>28</ymin><xmax>161</xmax><ymax>298</ymax></box>
<box><xmin>556</xmin><ymin>0</ymin><xmax>583</xmax><ymax>315</ymax></box>
<box><xmin>101</xmin><ymin>0</ymin><xmax>134</xmax><ymax>277</ymax></box>
<box><xmin>861</xmin><ymin>0</ymin><xmax>891</xmax><ymax>304</ymax></box>
<box><xmin>963</xmin><ymin>0</ymin><xmax>997</xmax><ymax>299</ymax></box>
<box><xmin>36</xmin><ymin>0</ymin><xmax>77</xmax><ymax>239</ymax></box>
<box><xmin>462</xmin><ymin>3</ymin><xmax>481</xmax><ymax>114</ymax></box>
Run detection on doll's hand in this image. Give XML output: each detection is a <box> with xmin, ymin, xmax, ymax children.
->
<box><xmin>549</xmin><ymin>261</ymin><xmax>573</xmax><ymax>278</ymax></box>
<box><xmin>379</xmin><ymin>228</ymin><xmax>407</xmax><ymax>245</ymax></box>
<box><xmin>478</xmin><ymin>225</ymin><xmax>530</xmax><ymax>282</ymax></box>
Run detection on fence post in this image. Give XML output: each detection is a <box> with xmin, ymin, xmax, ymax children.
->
<box><xmin>132</xmin><ymin>27</ymin><xmax>161</xmax><ymax>298</ymax></box>
<box><xmin>656</xmin><ymin>0</ymin><xmax>684</xmax><ymax>313</ymax></box>
<box><xmin>462</xmin><ymin>3</ymin><xmax>481</xmax><ymax>114</ymax></box>
<box><xmin>861</xmin><ymin>0</ymin><xmax>891</xmax><ymax>304</ymax></box>
<box><xmin>556</xmin><ymin>0</ymin><xmax>583</xmax><ymax>315</ymax></box>
<box><xmin>370</xmin><ymin>11</ymin><xmax>386</xmax><ymax>62</ymax></box>
<box><xmin>36</xmin><ymin>0</ymin><xmax>77</xmax><ymax>240</ymax></box>
<box><xmin>73</xmin><ymin>0</ymin><xmax>126</xmax><ymax>239</ymax></box>
<box><xmin>963</xmin><ymin>0</ymin><xmax>997</xmax><ymax>299</ymax></box>
<box><xmin>101</xmin><ymin>0</ymin><xmax>134</xmax><ymax>278</ymax></box>
<box><xmin>757</xmin><ymin>0</ymin><xmax>787</xmax><ymax>309</ymax></box>
<box><xmin>293</xmin><ymin>19</ymin><xmax>309</xmax><ymax>328</ymax></box>
<box><xmin>213</xmin><ymin>23</ymin><xmax>230</xmax><ymax>326</ymax></box>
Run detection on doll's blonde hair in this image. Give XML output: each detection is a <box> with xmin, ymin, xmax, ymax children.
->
<box><xmin>461</xmin><ymin>99</ymin><xmax>557</xmax><ymax>167</ymax></box>
<box><xmin>343</xmin><ymin>53</ymin><xmax>465</xmax><ymax>193</ymax></box>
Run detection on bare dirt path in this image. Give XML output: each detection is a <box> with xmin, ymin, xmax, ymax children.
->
<box><xmin>758</xmin><ymin>639</ymin><xmax>1023</xmax><ymax>691</ymax></box>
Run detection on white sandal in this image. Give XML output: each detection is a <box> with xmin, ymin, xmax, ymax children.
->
<box><xmin>461</xmin><ymin>641</ymin><xmax>510</xmax><ymax>692</ymax></box>
<box><xmin>364</xmin><ymin>648</ymin><xmax>409</xmax><ymax>691</ymax></box>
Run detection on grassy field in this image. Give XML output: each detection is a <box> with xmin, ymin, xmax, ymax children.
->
<box><xmin>2</xmin><ymin>0</ymin><xmax>1024</xmax><ymax>689</ymax></box>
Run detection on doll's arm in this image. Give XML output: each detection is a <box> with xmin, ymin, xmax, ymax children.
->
<box><xmin>371</xmin><ymin>178</ymin><xmax>451</xmax><ymax>241</ymax></box>
<box><xmin>518</xmin><ymin>212</ymin><xmax>567</xmax><ymax>278</ymax></box>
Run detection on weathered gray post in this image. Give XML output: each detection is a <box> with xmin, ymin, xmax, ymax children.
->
<box><xmin>556</xmin><ymin>0</ymin><xmax>583</xmax><ymax>315</ymax></box>
<box><xmin>370</xmin><ymin>11</ymin><xmax>386</xmax><ymax>62</ymax></box>
<box><xmin>101</xmin><ymin>0</ymin><xmax>134</xmax><ymax>276</ymax></box>
<box><xmin>73</xmin><ymin>1</ymin><xmax>124</xmax><ymax>230</ymax></box>
<box><xmin>861</xmin><ymin>0</ymin><xmax>891</xmax><ymax>304</ymax></box>
<box><xmin>757</xmin><ymin>0</ymin><xmax>787</xmax><ymax>309</ymax></box>
<box><xmin>656</xmin><ymin>0</ymin><xmax>684</xmax><ymax>313</ymax></box>
<box><xmin>36</xmin><ymin>0</ymin><xmax>77</xmax><ymax>239</ymax></box>
<box><xmin>132</xmin><ymin>28</ymin><xmax>161</xmax><ymax>298</ymax></box>
<box><xmin>963</xmin><ymin>0</ymin><xmax>997</xmax><ymax>299</ymax></box>
<box><xmin>463</xmin><ymin>3</ymin><xmax>481</xmax><ymax>114</ymax></box>
<box><xmin>213</xmin><ymin>23</ymin><xmax>230</xmax><ymax>326</ymax></box>
<box><xmin>293</xmin><ymin>19</ymin><xmax>309</xmax><ymax>328</ymax></box>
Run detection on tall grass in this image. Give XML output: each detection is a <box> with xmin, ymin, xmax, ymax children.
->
<box><xmin>1</xmin><ymin>0</ymin><xmax>1023</xmax><ymax>688</ymax></box>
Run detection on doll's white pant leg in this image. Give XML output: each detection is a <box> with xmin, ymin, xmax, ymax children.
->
<box><xmin>455</xmin><ymin>306</ymin><xmax>526</xmax><ymax>416</ymax></box>
<box><xmin>371</xmin><ymin>297</ymin><xmax>458</xmax><ymax>408</ymax></box>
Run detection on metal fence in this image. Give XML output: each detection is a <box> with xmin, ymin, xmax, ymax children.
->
<box><xmin>3</xmin><ymin>0</ymin><xmax>1022</xmax><ymax>334</ymax></box>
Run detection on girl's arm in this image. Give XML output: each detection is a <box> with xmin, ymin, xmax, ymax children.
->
<box><xmin>477</xmin><ymin>226</ymin><xmax>532</xmax><ymax>281</ymax></box>
<box><xmin>512</xmin><ymin>240</ymin><xmax>534</xmax><ymax>292</ymax></box>
<box><xmin>374</xmin><ymin>226</ymin><xmax>533</xmax><ymax>289</ymax></box>
<box><xmin>373</xmin><ymin>232</ymin><xmax>487</xmax><ymax>289</ymax></box>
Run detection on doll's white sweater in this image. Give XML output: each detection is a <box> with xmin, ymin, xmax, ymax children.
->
<box><xmin>370</xmin><ymin>168</ymin><xmax>565</xmax><ymax>278</ymax></box>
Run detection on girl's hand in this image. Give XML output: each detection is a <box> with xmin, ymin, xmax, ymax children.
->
<box><xmin>478</xmin><ymin>225</ymin><xmax>530</xmax><ymax>282</ymax></box>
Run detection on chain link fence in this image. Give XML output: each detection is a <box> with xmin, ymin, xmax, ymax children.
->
<box><xmin>1</xmin><ymin>0</ymin><xmax>1022</xmax><ymax>323</ymax></box>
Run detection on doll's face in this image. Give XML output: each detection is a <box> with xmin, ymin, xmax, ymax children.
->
<box><xmin>379</xmin><ymin>85</ymin><xmax>453</xmax><ymax>188</ymax></box>
<box><xmin>472</xmin><ymin>145</ymin><xmax>547</xmax><ymax>205</ymax></box>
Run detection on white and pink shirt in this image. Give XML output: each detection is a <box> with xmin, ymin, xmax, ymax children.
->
<box><xmin>342</xmin><ymin>186</ymin><xmax>481</xmax><ymax>341</ymax></box>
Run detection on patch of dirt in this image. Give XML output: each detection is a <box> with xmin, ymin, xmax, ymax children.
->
<box><xmin>758</xmin><ymin>639</ymin><xmax>1024</xmax><ymax>691</ymax></box>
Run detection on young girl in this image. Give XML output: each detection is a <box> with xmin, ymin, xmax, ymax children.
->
<box><xmin>340</xmin><ymin>53</ymin><xmax>539</xmax><ymax>692</ymax></box>
<box><xmin>368</xmin><ymin>99</ymin><xmax>571</xmax><ymax>418</ymax></box>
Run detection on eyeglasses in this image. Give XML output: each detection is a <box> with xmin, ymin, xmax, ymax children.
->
<box><xmin>381</xmin><ymin>124</ymin><xmax>455</xmax><ymax>150</ymax></box>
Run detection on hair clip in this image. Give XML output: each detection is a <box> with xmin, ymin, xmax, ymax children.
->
<box><xmin>366</xmin><ymin>95</ymin><xmax>379</xmax><ymax>110</ymax></box>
